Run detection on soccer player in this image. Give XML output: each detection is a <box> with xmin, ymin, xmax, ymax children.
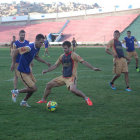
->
<box><xmin>105</xmin><ymin>30</ymin><xmax>131</xmax><ymax>91</ymax></box>
<box><xmin>71</xmin><ymin>37</ymin><xmax>77</xmax><ymax>52</ymax></box>
<box><xmin>44</xmin><ymin>36</ymin><xmax>50</xmax><ymax>57</ymax></box>
<box><xmin>13</xmin><ymin>30</ymin><xmax>29</xmax><ymax>90</ymax></box>
<box><xmin>11</xmin><ymin>34</ymin><xmax>51</xmax><ymax>107</ymax></box>
<box><xmin>122</xmin><ymin>31</ymin><xmax>140</xmax><ymax>72</ymax></box>
<box><xmin>10</xmin><ymin>35</ymin><xmax>16</xmax><ymax>56</ymax></box>
<box><xmin>37</xmin><ymin>41</ymin><xmax>101</xmax><ymax>106</ymax></box>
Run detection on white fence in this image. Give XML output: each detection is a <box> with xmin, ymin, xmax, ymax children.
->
<box><xmin>1</xmin><ymin>7</ymin><xmax>139</xmax><ymax>23</ymax></box>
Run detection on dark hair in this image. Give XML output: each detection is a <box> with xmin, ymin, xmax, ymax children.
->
<box><xmin>62</xmin><ymin>41</ymin><xmax>71</xmax><ymax>48</ymax></box>
<box><xmin>127</xmin><ymin>30</ymin><xmax>131</xmax><ymax>33</ymax></box>
<box><xmin>36</xmin><ymin>34</ymin><xmax>45</xmax><ymax>40</ymax></box>
<box><xmin>114</xmin><ymin>30</ymin><xmax>120</xmax><ymax>34</ymax></box>
<box><xmin>19</xmin><ymin>30</ymin><xmax>25</xmax><ymax>34</ymax></box>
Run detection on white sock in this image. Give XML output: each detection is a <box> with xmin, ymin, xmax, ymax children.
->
<box><xmin>15</xmin><ymin>89</ymin><xmax>19</xmax><ymax>94</ymax></box>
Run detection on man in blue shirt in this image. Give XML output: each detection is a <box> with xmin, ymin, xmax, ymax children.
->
<box><xmin>43</xmin><ymin>35</ymin><xmax>50</xmax><ymax>57</ymax></box>
<box><xmin>11</xmin><ymin>34</ymin><xmax>51</xmax><ymax>107</ymax></box>
<box><xmin>122</xmin><ymin>31</ymin><xmax>140</xmax><ymax>72</ymax></box>
<box><xmin>12</xmin><ymin>30</ymin><xmax>29</xmax><ymax>90</ymax></box>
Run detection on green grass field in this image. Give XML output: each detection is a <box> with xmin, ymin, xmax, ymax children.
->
<box><xmin>0</xmin><ymin>47</ymin><xmax>140</xmax><ymax>140</ymax></box>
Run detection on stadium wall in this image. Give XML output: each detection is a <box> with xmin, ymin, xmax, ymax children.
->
<box><xmin>1</xmin><ymin>8</ymin><xmax>140</xmax><ymax>26</ymax></box>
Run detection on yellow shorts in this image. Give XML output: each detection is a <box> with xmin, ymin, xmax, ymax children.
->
<box><xmin>51</xmin><ymin>76</ymin><xmax>77</xmax><ymax>89</ymax></box>
<box><xmin>72</xmin><ymin>46</ymin><xmax>76</xmax><ymax>51</ymax></box>
<box><xmin>45</xmin><ymin>48</ymin><xmax>48</xmax><ymax>52</ymax></box>
<box><xmin>127</xmin><ymin>51</ymin><xmax>138</xmax><ymax>59</ymax></box>
<box><xmin>113</xmin><ymin>58</ymin><xmax>128</xmax><ymax>75</ymax></box>
<box><xmin>15</xmin><ymin>63</ymin><xmax>19</xmax><ymax>77</ymax></box>
<box><xmin>17</xmin><ymin>71</ymin><xmax>36</xmax><ymax>88</ymax></box>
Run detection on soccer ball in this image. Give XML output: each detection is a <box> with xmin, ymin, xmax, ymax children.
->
<box><xmin>47</xmin><ymin>101</ymin><xmax>57</xmax><ymax>112</ymax></box>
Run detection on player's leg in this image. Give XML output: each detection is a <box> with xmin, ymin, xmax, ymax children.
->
<box><xmin>14</xmin><ymin>74</ymin><xmax>18</xmax><ymax>90</ymax></box>
<box><xmin>110</xmin><ymin>59</ymin><xmax>121</xmax><ymax>89</ymax></box>
<box><xmin>13</xmin><ymin>63</ymin><xmax>19</xmax><ymax>89</ymax></box>
<box><xmin>37</xmin><ymin>76</ymin><xmax>65</xmax><ymax>103</ymax></box>
<box><xmin>65</xmin><ymin>77</ymin><xmax>93</xmax><ymax>106</ymax></box>
<box><xmin>46</xmin><ymin>48</ymin><xmax>50</xmax><ymax>57</ymax></box>
<box><xmin>122</xmin><ymin>58</ymin><xmax>131</xmax><ymax>91</ymax></box>
<box><xmin>135</xmin><ymin>57</ymin><xmax>139</xmax><ymax>72</ymax></box>
<box><xmin>72</xmin><ymin>46</ymin><xmax>74</xmax><ymax>52</ymax></box>
<box><xmin>127</xmin><ymin>52</ymin><xmax>131</xmax><ymax>65</ymax></box>
<box><xmin>11</xmin><ymin>72</ymin><xmax>37</xmax><ymax>105</ymax></box>
<box><xmin>134</xmin><ymin>52</ymin><xmax>139</xmax><ymax>72</ymax></box>
<box><xmin>109</xmin><ymin>74</ymin><xmax>120</xmax><ymax>90</ymax></box>
<box><xmin>69</xmin><ymin>84</ymin><xmax>86</xmax><ymax>98</ymax></box>
<box><xmin>124</xmin><ymin>72</ymin><xmax>131</xmax><ymax>91</ymax></box>
<box><xmin>69</xmin><ymin>84</ymin><xmax>93</xmax><ymax>106</ymax></box>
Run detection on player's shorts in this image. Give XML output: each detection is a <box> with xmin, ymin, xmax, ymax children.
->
<box><xmin>17</xmin><ymin>71</ymin><xmax>36</xmax><ymax>88</ymax></box>
<box><xmin>45</xmin><ymin>48</ymin><xmax>48</xmax><ymax>52</ymax></box>
<box><xmin>72</xmin><ymin>46</ymin><xmax>76</xmax><ymax>51</ymax></box>
<box><xmin>127</xmin><ymin>51</ymin><xmax>138</xmax><ymax>59</ymax></box>
<box><xmin>14</xmin><ymin>63</ymin><xmax>19</xmax><ymax>77</ymax></box>
<box><xmin>51</xmin><ymin>76</ymin><xmax>77</xmax><ymax>89</ymax></box>
<box><xmin>113</xmin><ymin>57</ymin><xmax>128</xmax><ymax>75</ymax></box>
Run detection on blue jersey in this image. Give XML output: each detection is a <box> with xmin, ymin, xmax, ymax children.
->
<box><xmin>44</xmin><ymin>40</ymin><xmax>49</xmax><ymax>48</ymax></box>
<box><xmin>18</xmin><ymin>43</ymin><xmax>40</xmax><ymax>73</ymax></box>
<box><xmin>14</xmin><ymin>40</ymin><xmax>29</xmax><ymax>63</ymax></box>
<box><xmin>124</xmin><ymin>36</ymin><xmax>135</xmax><ymax>52</ymax></box>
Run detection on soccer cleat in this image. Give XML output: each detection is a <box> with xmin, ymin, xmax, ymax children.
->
<box><xmin>109</xmin><ymin>82</ymin><xmax>116</xmax><ymax>90</ymax></box>
<box><xmin>36</xmin><ymin>100</ymin><xmax>47</xmax><ymax>104</ymax></box>
<box><xmin>136</xmin><ymin>68</ymin><xmax>139</xmax><ymax>72</ymax></box>
<box><xmin>85</xmin><ymin>97</ymin><xmax>93</xmax><ymax>106</ymax></box>
<box><xmin>20</xmin><ymin>100</ymin><xmax>31</xmax><ymax>107</ymax></box>
<box><xmin>11</xmin><ymin>90</ymin><xmax>19</xmax><ymax>103</ymax></box>
<box><xmin>125</xmin><ymin>88</ymin><xmax>132</xmax><ymax>92</ymax></box>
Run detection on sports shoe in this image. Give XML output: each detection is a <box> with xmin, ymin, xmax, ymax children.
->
<box><xmin>136</xmin><ymin>68</ymin><xmax>139</xmax><ymax>72</ymax></box>
<box><xmin>11</xmin><ymin>89</ymin><xmax>19</xmax><ymax>103</ymax></box>
<box><xmin>125</xmin><ymin>88</ymin><xmax>132</xmax><ymax>92</ymax></box>
<box><xmin>20</xmin><ymin>100</ymin><xmax>31</xmax><ymax>107</ymax></box>
<box><xmin>85</xmin><ymin>97</ymin><xmax>93</xmax><ymax>106</ymax></box>
<box><xmin>109</xmin><ymin>82</ymin><xmax>116</xmax><ymax>90</ymax></box>
<box><xmin>36</xmin><ymin>100</ymin><xmax>47</xmax><ymax>104</ymax></box>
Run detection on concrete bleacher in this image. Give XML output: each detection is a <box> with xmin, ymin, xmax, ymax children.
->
<box><xmin>120</xmin><ymin>15</ymin><xmax>140</xmax><ymax>41</ymax></box>
<box><xmin>0</xmin><ymin>13</ymin><xmax>139</xmax><ymax>44</ymax></box>
<box><xmin>61</xmin><ymin>14</ymin><xmax>139</xmax><ymax>43</ymax></box>
<box><xmin>0</xmin><ymin>21</ymin><xmax>65</xmax><ymax>43</ymax></box>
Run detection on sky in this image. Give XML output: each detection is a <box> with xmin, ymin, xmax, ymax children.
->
<box><xmin>0</xmin><ymin>0</ymin><xmax>140</xmax><ymax>9</ymax></box>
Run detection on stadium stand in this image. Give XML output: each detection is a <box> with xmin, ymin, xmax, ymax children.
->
<box><xmin>120</xmin><ymin>15</ymin><xmax>140</xmax><ymax>40</ymax></box>
<box><xmin>0</xmin><ymin>13</ymin><xmax>139</xmax><ymax>44</ymax></box>
<box><xmin>61</xmin><ymin>14</ymin><xmax>139</xmax><ymax>43</ymax></box>
<box><xmin>0</xmin><ymin>21</ymin><xmax>65</xmax><ymax>43</ymax></box>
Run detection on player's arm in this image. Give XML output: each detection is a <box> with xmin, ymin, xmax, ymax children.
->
<box><xmin>42</xmin><ymin>64</ymin><xmax>59</xmax><ymax>74</ymax></box>
<box><xmin>10</xmin><ymin>42</ymin><xmax>13</xmax><ymax>53</ymax></box>
<box><xmin>35</xmin><ymin>54</ymin><xmax>51</xmax><ymax>67</ymax></box>
<box><xmin>42</xmin><ymin>55</ymin><xmax>62</xmax><ymax>74</ymax></box>
<box><xmin>105</xmin><ymin>40</ymin><xmax>118</xmax><ymax>58</ymax></box>
<box><xmin>81</xmin><ymin>61</ymin><xmax>101</xmax><ymax>71</ymax></box>
<box><xmin>73</xmin><ymin>53</ymin><xmax>101</xmax><ymax>71</ymax></box>
<box><xmin>121</xmin><ymin>40</ymin><xmax>127</xmax><ymax>48</ymax></box>
<box><xmin>10</xmin><ymin>49</ymin><xmax>19</xmax><ymax>71</ymax></box>
<box><xmin>134</xmin><ymin>37</ymin><xmax>140</xmax><ymax>48</ymax></box>
<box><xmin>11</xmin><ymin>46</ymin><xmax>30</xmax><ymax>71</ymax></box>
<box><xmin>42</xmin><ymin>41</ymin><xmax>45</xmax><ymax>48</ymax></box>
